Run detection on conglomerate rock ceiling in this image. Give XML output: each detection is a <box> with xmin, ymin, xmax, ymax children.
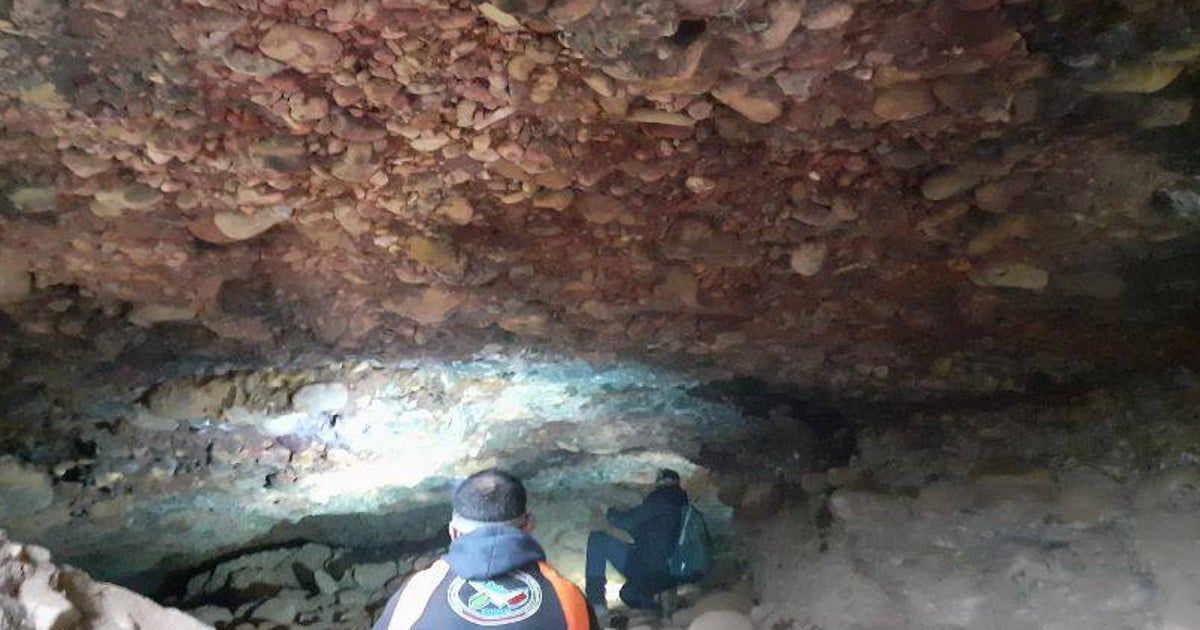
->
<box><xmin>1</xmin><ymin>0</ymin><xmax>1199</xmax><ymax>401</ymax></box>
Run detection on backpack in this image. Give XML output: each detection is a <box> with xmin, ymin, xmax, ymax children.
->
<box><xmin>666</xmin><ymin>504</ymin><xmax>711</xmax><ymax>583</ymax></box>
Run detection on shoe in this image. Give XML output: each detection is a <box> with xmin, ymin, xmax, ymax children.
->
<box><xmin>589</xmin><ymin>599</ymin><xmax>608</xmax><ymax>622</ymax></box>
<box><xmin>585</xmin><ymin>581</ymin><xmax>607</xmax><ymax>620</ymax></box>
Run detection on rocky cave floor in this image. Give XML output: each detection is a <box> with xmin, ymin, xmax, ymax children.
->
<box><xmin>3</xmin><ymin>360</ymin><xmax>1200</xmax><ymax>630</ymax></box>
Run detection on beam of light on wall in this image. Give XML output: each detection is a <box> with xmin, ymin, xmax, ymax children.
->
<box><xmin>299</xmin><ymin>456</ymin><xmax>448</xmax><ymax>505</ymax></box>
<box><xmin>227</xmin><ymin>355</ymin><xmax>740</xmax><ymax>515</ymax></box>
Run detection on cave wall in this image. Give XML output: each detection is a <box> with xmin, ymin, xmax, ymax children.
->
<box><xmin>0</xmin><ymin>357</ymin><xmax>740</xmax><ymax>588</ymax></box>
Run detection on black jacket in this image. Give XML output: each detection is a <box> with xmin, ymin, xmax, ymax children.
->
<box><xmin>372</xmin><ymin>525</ymin><xmax>597</xmax><ymax>630</ymax></box>
<box><xmin>606</xmin><ymin>485</ymin><xmax>689</xmax><ymax>582</ymax></box>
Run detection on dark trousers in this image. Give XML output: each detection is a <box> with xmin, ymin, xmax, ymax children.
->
<box><xmin>584</xmin><ymin>532</ymin><xmax>659</xmax><ymax>609</ymax></box>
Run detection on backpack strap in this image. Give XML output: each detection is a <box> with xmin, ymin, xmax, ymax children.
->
<box><xmin>537</xmin><ymin>561</ymin><xmax>591</xmax><ymax>630</ymax></box>
<box><xmin>676</xmin><ymin>505</ymin><xmax>693</xmax><ymax>547</ymax></box>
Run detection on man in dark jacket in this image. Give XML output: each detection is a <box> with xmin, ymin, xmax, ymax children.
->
<box><xmin>584</xmin><ymin>469</ymin><xmax>688</xmax><ymax>613</ymax></box>
<box><xmin>372</xmin><ymin>469</ymin><xmax>598</xmax><ymax>630</ymax></box>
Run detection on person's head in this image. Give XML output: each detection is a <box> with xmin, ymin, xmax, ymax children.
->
<box><xmin>656</xmin><ymin>468</ymin><xmax>681</xmax><ymax>487</ymax></box>
<box><xmin>448</xmin><ymin>469</ymin><xmax>535</xmax><ymax>540</ymax></box>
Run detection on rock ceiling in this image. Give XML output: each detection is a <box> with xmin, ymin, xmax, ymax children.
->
<box><xmin>2</xmin><ymin>0</ymin><xmax>1200</xmax><ymax>399</ymax></box>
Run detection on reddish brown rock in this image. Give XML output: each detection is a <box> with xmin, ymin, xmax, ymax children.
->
<box><xmin>259</xmin><ymin>24</ymin><xmax>344</xmax><ymax>73</ymax></box>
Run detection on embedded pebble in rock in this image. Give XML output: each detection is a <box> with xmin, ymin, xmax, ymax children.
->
<box><xmin>438</xmin><ymin>197</ymin><xmax>475</xmax><ymax>225</ymax></box>
<box><xmin>711</xmin><ymin>79</ymin><xmax>783</xmax><ymax>124</ymax></box>
<box><xmin>686</xmin><ymin>176</ymin><xmax>717</xmax><ymax>195</ymax></box>
<box><xmin>258</xmin><ymin>24</ymin><xmax>344</xmax><ymax>73</ymax></box>
<box><xmin>479</xmin><ymin>3</ymin><xmax>521</xmax><ymax>29</ymax></box>
<box><xmin>222</xmin><ymin>48</ymin><xmax>285</xmax><ymax>78</ymax></box>
<box><xmin>90</xmin><ymin>185</ymin><xmax>163</xmax><ymax>217</ymax></box>
<box><xmin>802</xmin><ymin>1</ymin><xmax>854</xmax><ymax>30</ymax></box>
<box><xmin>790</xmin><ymin>242</ymin><xmax>828</xmax><ymax>277</ymax></box>
<box><xmin>331</xmin><ymin>143</ymin><xmax>377</xmax><ymax>182</ymax></box>
<box><xmin>383</xmin><ymin>286</ymin><xmax>464</xmax><ymax>325</ymax></box>
<box><xmin>761</xmin><ymin>0</ymin><xmax>804</xmax><ymax>49</ymax></box>
<box><xmin>145</xmin><ymin>379</ymin><xmax>238</xmax><ymax>421</ymax></box>
<box><xmin>533</xmin><ymin>190</ymin><xmax>575</xmax><ymax>210</ymax></box>
<box><xmin>627</xmin><ymin>109</ymin><xmax>696</xmax><ymax>127</ymax></box>
<box><xmin>128</xmin><ymin>303</ymin><xmax>198</xmax><ymax>327</ymax></box>
<box><xmin>970</xmin><ymin>263</ymin><xmax>1050</xmax><ymax>291</ymax></box>
<box><xmin>291</xmin><ymin>383</ymin><xmax>351</xmax><ymax>414</ymax></box>
<box><xmin>922</xmin><ymin>166</ymin><xmax>984</xmax><ymax>201</ymax></box>
<box><xmin>213</xmin><ymin>207</ymin><xmax>293</xmax><ymax>242</ymax></box>
<box><xmin>774</xmin><ymin>71</ymin><xmax>821</xmax><ymax>99</ymax></box>
<box><xmin>576</xmin><ymin>193</ymin><xmax>624</xmax><ymax>224</ymax></box>
<box><xmin>9</xmin><ymin>186</ymin><xmax>58</xmax><ymax>213</ymax></box>
<box><xmin>873</xmin><ymin>83</ymin><xmax>936</xmax><ymax>121</ymax></box>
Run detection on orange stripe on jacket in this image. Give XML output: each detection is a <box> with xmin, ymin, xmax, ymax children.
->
<box><xmin>387</xmin><ymin>560</ymin><xmax>451</xmax><ymax>630</ymax></box>
<box><xmin>537</xmin><ymin>561</ymin><xmax>590</xmax><ymax>630</ymax></box>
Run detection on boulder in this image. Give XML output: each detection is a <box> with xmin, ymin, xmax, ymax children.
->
<box><xmin>351</xmin><ymin>561</ymin><xmax>398</xmax><ymax>592</ymax></box>
<box><xmin>251</xmin><ymin>589</ymin><xmax>306</xmax><ymax>624</ymax></box>
<box><xmin>0</xmin><ymin>532</ymin><xmax>211</xmax><ymax>630</ymax></box>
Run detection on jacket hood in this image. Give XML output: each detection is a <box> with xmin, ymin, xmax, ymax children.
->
<box><xmin>445</xmin><ymin>525</ymin><xmax>547</xmax><ymax>580</ymax></box>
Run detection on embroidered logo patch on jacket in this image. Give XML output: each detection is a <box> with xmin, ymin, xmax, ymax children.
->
<box><xmin>447</xmin><ymin>570</ymin><xmax>543</xmax><ymax>626</ymax></box>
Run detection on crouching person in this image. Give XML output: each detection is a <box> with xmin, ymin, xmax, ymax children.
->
<box><xmin>372</xmin><ymin>469</ymin><xmax>599</xmax><ymax>630</ymax></box>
